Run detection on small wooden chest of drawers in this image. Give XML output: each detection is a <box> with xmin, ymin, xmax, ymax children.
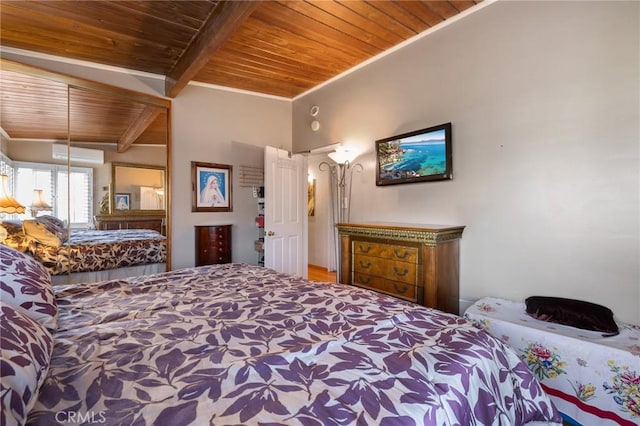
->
<box><xmin>195</xmin><ymin>225</ymin><xmax>232</xmax><ymax>266</ymax></box>
<box><xmin>338</xmin><ymin>223</ymin><xmax>464</xmax><ymax>315</ymax></box>
<box><xmin>353</xmin><ymin>241</ymin><xmax>420</xmax><ymax>303</ymax></box>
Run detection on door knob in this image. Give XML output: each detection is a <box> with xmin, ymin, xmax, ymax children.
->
<box><xmin>267</xmin><ymin>230</ymin><xmax>275</xmax><ymax>236</ymax></box>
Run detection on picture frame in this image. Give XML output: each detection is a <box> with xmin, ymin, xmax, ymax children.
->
<box><xmin>376</xmin><ymin>122</ymin><xmax>452</xmax><ymax>186</ymax></box>
<box><xmin>115</xmin><ymin>193</ymin><xmax>130</xmax><ymax>210</ymax></box>
<box><xmin>308</xmin><ymin>179</ymin><xmax>316</xmax><ymax>217</ymax></box>
<box><xmin>191</xmin><ymin>161</ymin><xmax>233</xmax><ymax>212</ymax></box>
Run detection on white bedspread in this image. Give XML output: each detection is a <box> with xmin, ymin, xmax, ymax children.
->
<box><xmin>465</xmin><ymin>297</ymin><xmax>640</xmax><ymax>426</ymax></box>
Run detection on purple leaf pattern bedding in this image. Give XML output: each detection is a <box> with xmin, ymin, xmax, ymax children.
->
<box><xmin>28</xmin><ymin>229</ymin><xmax>166</xmax><ymax>275</ymax></box>
<box><xmin>27</xmin><ymin>264</ymin><xmax>561</xmax><ymax>425</ymax></box>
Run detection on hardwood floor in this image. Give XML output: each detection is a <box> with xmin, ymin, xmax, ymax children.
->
<box><xmin>308</xmin><ymin>264</ymin><xmax>336</xmax><ymax>283</ymax></box>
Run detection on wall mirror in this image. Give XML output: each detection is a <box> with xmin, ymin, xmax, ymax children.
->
<box><xmin>1</xmin><ymin>58</ymin><xmax>172</xmax><ymax>284</ymax></box>
<box><xmin>112</xmin><ymin>163</ymin><xmax>166</xmax><ymax>213</ymax></box>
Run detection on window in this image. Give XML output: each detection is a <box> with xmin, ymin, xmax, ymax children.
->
<box><xmin>0</xmin><ymin>153</ymin><xmax>16</xmax><ymax>191</ymax></box>
<box><xmin>13</xmin><ymin>161</ymin><xmax>93</xmax><ymax>228</ymax></box>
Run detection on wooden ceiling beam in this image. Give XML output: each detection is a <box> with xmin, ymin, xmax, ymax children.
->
<box><xmin>165</xmin><ymin>1</ymin><xmax>259</xmax><ymax>98</ymax></box>
<box><xmin>117</xmin><ymin>106</ymin><xmax>162</xmax><ymax>153</ymax></box>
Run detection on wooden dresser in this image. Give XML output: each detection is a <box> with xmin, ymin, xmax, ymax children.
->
<box><xmin>195</xmin><ymin>225</ymin><xmax>232</xmax><ymax>266</ymax></box>
<box><xmin>337</xmin><ymin>222</ymin><xmax>464</xmax><ymax>315</ymax></box>
<box><xmin>95</xmin><ymin>214</ymin><xmax>165</xmax><ymax>235</ymax></box>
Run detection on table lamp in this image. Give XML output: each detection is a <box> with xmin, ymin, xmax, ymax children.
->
<box><xmin>31</xmin><ymin>189</ymin><xmax>52</xmax><ymax>217</ymax></box>
<box><xmin>0</xmin><ymin>174</ymin><xmax>26</xmax><ymax>241</ymax></box>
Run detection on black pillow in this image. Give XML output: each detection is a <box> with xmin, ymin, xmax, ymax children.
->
<box><xmin>525</xmin><ymin>296</ymin><xmax>619</xmax><ymax>336</ymax></box>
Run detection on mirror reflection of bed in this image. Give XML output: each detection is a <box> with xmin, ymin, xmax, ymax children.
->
<box><xmin>15</xmin><ymin>214</ymin><xmax>168</xmax><ymax>286</ymax></box>
<box><xmin>0</xmin><ymin>59</ymin><xmax>171</xmax><ymax>285</ymax></box>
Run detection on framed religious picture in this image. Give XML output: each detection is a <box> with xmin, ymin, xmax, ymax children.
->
<box><xmin>191</xmin><ymin>161</ymin><xmax>233</xmax><ymax>212</ymax></box>
<box><xmin>114</xmin><ymin>193</ymin><xmax>130</xmax><ymax>210</ymax></box>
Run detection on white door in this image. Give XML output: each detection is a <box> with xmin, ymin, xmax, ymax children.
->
<box><xmin>264</xmin><ymin>146</ymin><xmax>308</xmax><ymax>278</ymax></box>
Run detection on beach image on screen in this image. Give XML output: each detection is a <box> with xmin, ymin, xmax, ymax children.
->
<box><xmin>378</xmin><ymin>128</ymin><xmax>447</xmax><ymax>180</ymax></box>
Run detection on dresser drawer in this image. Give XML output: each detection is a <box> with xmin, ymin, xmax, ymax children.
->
<box><xmin>208</xmin><ymin>227</ymin><xmax>229</xmax><ymax>239</ymax></box>
<box><xmin>353</xmin><ymin>254</ymin><xmax>417</xmax><ymax>284</ymax></box>
<box><xmin>353</xmin><ymin>241</ymin><xmax>417</xmax><ymax>263</ymax></box>
<box><xmin>209</xmin><ymin>236</ymin><xmax>227</xmax><ymax>247</ymax></box>
<box><xmin>353</xmin><ymin>273</ymin><xmax>417</xmax><ymax>302</ymax></box>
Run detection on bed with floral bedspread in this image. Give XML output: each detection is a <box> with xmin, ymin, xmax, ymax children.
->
<box><xmin>465</xmin><ymin>297</ymin><xmax>640</xmax><ymax>426</ymax></box>
<box><xmin>2</xmin><ymin>216</ymin><xmax>166</xmax><ymax>277</ymax></box>
<box><xmin>0</xmin><ymin>244</ymin><xmax>564</xmax><ymax>426</ymax></box>
<box><xmin>29</xmin><ymin>228</ymin><xmax>166</xmax><ymax>275</ymax></box>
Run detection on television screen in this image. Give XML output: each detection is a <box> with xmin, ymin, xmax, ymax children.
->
<box><xmin>375</xmin><ymin>122</ymin><xmax>452</xmax><ymax>186</ymax></box>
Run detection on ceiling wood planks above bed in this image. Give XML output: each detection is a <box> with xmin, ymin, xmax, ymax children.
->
<box><xmin>0</xmin><ymin>0</ymin><xmax>482</xmax><ymax>99</ymax></box>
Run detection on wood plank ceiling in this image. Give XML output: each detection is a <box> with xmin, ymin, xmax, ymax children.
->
<box><xmin>0</xmin><ymin>0</ymin><xmax>482</xmax><ymax>146</ymax></box>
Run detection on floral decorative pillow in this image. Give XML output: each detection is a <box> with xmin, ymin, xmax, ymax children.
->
<box><xmin>1</xmin><ymin>220</ymin><xmax>29</xmax><ymax>252</ymax></box>
<box><xmin>0</xmin><ymin>304</ymin><xmax>54</xmax><ymax>426</ymax></box>
<box><xmin>23</xmin><ymin>221</ymin><xmax>63</xmax><ymax>247</ymax></box>
<box><xmin>35</xmin><ymin>215</ymin><xmax>68</xmax><ymax>243</ymax></box>
<box><xmin>0</xmin><ymin>245</ymin><xmax>57</xmax><ymax>331</ymax></box>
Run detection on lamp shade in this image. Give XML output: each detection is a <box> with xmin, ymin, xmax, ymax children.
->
<box><xmin>0</xmin><ymin>174</ymin><xmax>26</xmax><ymax>214</ymax></box>
<box><xmin>31</xmin><ymin>189</ymin><xmax>52</xmax><ymax>215</ymax></box>
<box><xmin>328</xmin><ymin>147</ymin><xmax>359</xmax><ymax>165</ymax></box>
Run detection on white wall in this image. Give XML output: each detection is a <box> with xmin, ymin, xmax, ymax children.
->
<box><xmin>170</xmin><ymin>85</ymin><xmax>292</xmax><ymax>269</ymax></box>
<box><xmin>293</xmin><ymin>1</ymin><xmax>640</xmax><ymax>323</ymax></box>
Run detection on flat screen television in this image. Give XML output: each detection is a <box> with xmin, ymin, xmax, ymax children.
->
<box><xmin>375</xmin><ymin>122</ymin><xmax>452</xmax><ymax>186</ymax></box>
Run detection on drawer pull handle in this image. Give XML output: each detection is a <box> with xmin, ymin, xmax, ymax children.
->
<box><xmin>393</xmin><ymin>266</ymin><xmax>409</xmax><ymax>277</ymax></box>
<box><xmin>358</xmin><ymin>245</ymin><xmax>371</xmax><ymax>254</ymax></box>
<box><xmin>394</xmin><ymin>249</ymin><xmax>410</xmax><ymax>259</ymax></box>
<box><xmin>359</xmin><ymin>275</ymin><xmax>371</xmax><ymax>284</ymax></box>
<box><xmin>359</xmin><ymin>260</ymin><xmax>371</xmax><ymax>269</ymax></box>
<box><xmin>393</xmin><ymin>282</ymin><xmax>409</xmax><ymax>294</ymax></box>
